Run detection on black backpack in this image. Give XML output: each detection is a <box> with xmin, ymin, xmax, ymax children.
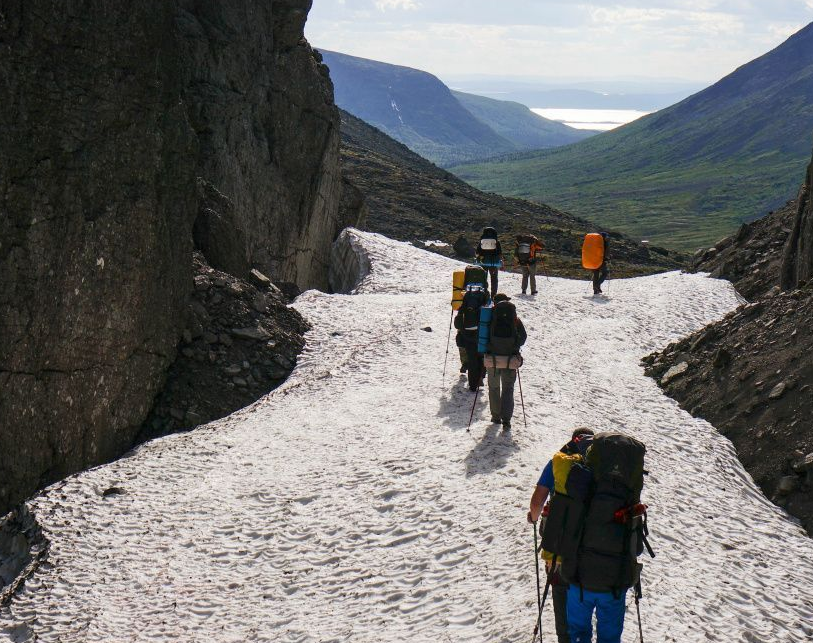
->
<box><xmin>542</xmin><ymin>432</ymin><xmax>653</xmax><ymax>595</ymax></box>
<box><xmin>488</xmin><ymin>301</ymin><xmax>518</xmax><ymax>355</ymax></box>
<box><xmin>464</xmin><ymin>265</ymin><xmax>488</xmax><ymax>290</ymax></box>
<box><xmin>460</xmin><ymin>289</ymin><xmax>487</xmax><ymax>330</ymax></box>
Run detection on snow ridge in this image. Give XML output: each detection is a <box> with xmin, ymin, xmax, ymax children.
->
<box><xmin>1</xmin><ymin>230</ymin><xmax>812</xmax><ymax>642</ymax></box>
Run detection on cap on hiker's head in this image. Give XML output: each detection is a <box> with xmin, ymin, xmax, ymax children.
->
<box><xmin>493</xmin><ymin>293</ymin><xmax>511</xmax><ymax>303</ymax></box>
<box><xmin>571</xmin><ymin>427</ymin><xmax>595</xmax><ymax>440</ymax></box>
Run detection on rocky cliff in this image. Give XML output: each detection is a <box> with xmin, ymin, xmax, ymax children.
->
<box><xmin>0</xmin><ymin>0</ymin><xmax>354</xmax><ymax>516</ymax></box>
<box><xmin>646</xmin><ymin>146</ymin><xmax>813</xmax><ymax>535</ymax></box>
<box><xmin>781</xmin><ymin>160</ymin><xmax>813</xmax><ymax>291</ymax></box>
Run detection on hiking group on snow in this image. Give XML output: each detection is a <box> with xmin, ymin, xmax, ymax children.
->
<box><xmin>447</xmin><ymin>228</ymin><xmax>651</xmax><ymax>643</ymax></box>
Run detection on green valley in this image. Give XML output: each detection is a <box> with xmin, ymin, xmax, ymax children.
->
<box><xmin>453</xmin><ymin>23</ymin><xmax>813</xmax><ymax>251</ymax></box>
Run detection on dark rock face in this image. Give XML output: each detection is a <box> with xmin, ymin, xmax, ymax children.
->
<box><xmin>179</xmin><ymin>1</ymin><xmax>344</xmax><ymax>289</ymax></box>
<box><xmin>781</xmin><ymin>158</ymin><xmax>813</xmax><ymax>291</ymax></box>
<box><xmin>643</xmin><ymin>288</ymin><xmax>813</xmax><ymax>535</ymax></box>
<box><xmin>0</xmin><ymin>1</ymin><xmax>351</xmax><ymax>516</ymax></box>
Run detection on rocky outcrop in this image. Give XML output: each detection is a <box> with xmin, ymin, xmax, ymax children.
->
<box><xmin>781</xmin><ymin>159</ymin><xmax>813</xmax><ymax>291</ymax></box>
<box><xmin>141</xmin><ymin>253</ymin><xmax>308</xmax><ymax>438</ymax></box>
<box><xmin>691</xmin><ymin>200</ymin><xmax>795</xmax><ymax>300</ymax></box>
<box><xmin>643</xmin><ymin>287</ymin><xmax>813</xmax><ymax>535</ymax></box>
<box><xmin>0</xmin><ymin>1</ymin><xmax>355</xmax><ymax>516</ymax></box>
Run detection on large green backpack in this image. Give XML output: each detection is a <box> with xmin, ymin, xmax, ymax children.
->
<box><xmin>542</xmin><ymin>432</ymin><xmax>652</xmax><ymax>595</ymax></box>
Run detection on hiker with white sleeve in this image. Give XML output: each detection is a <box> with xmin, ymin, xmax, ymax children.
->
<box><xmin>476</xmin><ymin>226</ymin><xmax>503</xmax><ymax>294</ymax></box>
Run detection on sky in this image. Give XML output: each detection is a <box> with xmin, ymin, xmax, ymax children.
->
<box><xmin>305</xmin><ymin>0</ymin><xmax>813</xmax><ymax>83</ymax></box>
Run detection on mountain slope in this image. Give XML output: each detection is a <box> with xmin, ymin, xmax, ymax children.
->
<box><xmin>322</xmin><ymin>49</ymin><xmax>516</xmax><ymax>166</ymax></box>
<box><xmin>3</xmin><ymin>231</ymin><xmax>813</xmax><ymax>641</ymax></box>
<box><xmin>454</xmin><ymin>22</ymin><xmax>813</xmax><ymax>251</ymax></box>
<box><xmin>339</xmin><ymin>110</ymin><xmax>682</xmax><ymax>278</ymax></box>
<box><xmin>321</xmin><ymin>50</ymin><xmax>591</xmax><ymax>167</ymax></box>
<box><xmin>452</xmin><ymin>90</ymin><xmax>596</xmax><ymax>149</ymax></box>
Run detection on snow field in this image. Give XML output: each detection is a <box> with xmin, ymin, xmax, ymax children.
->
<box><xmin>1</xmin><ymin>230</ymin><xmax>812</xmax><ymax>642</ymax></box>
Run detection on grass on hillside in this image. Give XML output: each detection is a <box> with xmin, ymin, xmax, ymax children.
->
<box><xmin>455</xmin><ymin>153</ymin><xmax>805</xmax><ymax>251</ymax></box>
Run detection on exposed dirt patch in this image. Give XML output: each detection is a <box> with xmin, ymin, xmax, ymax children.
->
<box><xmin>141</xmin><ymin>253</ymin><xmax>309</xmax><ymax>439</ymax></box>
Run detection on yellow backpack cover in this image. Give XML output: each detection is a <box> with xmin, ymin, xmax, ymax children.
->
<box><xmin>452</xmin><ymin>270</ymin><xmax>465</xmax><ymax>310</ymax></box>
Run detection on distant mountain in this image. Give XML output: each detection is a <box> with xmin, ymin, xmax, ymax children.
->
<box><xmin>453</xmin><ymin>22</ymin><xmax>813</xmax><ymax>251</ymax></box>
<box><xmin>447</xmin><ymin>79</ymin><xmax>700</xmax><ymax>111</ymax></box>
<box><xmin>451</xmin><ymin>91</ymin><xmax>596</xmax><ymax>149</ymax></box>
<box><xmin>339</xmin><ymin>110</ymin><xmax>682</xmax><ymax>278</ymax></box>
<box><xmin>320</xmin><ymin>50</ymin><xmax>592</xmax><ymax>167</ymax></box>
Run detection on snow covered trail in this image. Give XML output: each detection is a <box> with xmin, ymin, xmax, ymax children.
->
<box><xmin>2</xmin><ymin>230</ymin><xmax>813</xmax><ymax>642</ymax></box>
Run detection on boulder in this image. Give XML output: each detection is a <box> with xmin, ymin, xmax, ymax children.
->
<box><xmin>453</xmin><ymin>236</ymin><xmax>476</xmax><ymax>258</ymax></box>
<box><xmin>661</xmin><ymin>361</ymin><xmax>689</xmax><ymax>385</ymax></box>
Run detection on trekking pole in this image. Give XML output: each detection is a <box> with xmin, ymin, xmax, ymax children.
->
<box><xmin>532</xmin><ymin>522</ymin><xmax>543</xmax><ymax>642</ymax></box>
<box><xmin>532</xmin><ymin>555</ymin><xmax>556</xmax><ymax>642</ymax></box>
<box><xmin>634</xmin><ymin>581</ymin><xmax>644</xmax><ymax>643</ymax></box>
<box><xmin>540</xmin><ymin>259</ymin><xmax>550</xmax><ymax>282</ymax></box>
<box><xmin>467</xmin><ymin>385</ymin><xmax>480</xmax><ymax>432</ymax></box>
<box><xmin>442</xmin><ymin>310</ymin><xmax>453</xmax><ymax>381</ymax></box>
<box><xmin>517</xmin><ymin>368</ymin><xmax>527</xmax><ymax>429</ymax></box>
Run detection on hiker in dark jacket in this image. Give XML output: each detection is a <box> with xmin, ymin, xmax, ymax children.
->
<box><xmin>485</xmin><ymin>293</ymin><xmax>526</xmax><ymax>430</ymax></box>
<box><xmin>454</xmin><ymin>289</ymin><xmax>487</xmax><ymax>391</ymax></box>
<box><xmin>476</xmin><ymin>226</ymin><xmax>503</xmax><ymax>294</ymax></box>
<box><xmin>593</xmin><ymin>232</ymin><xmax>610</xmax><ymax>295</ymax></box>
<box><xmin>527</xmin><ymin>429</ymin><xmax>596</xmax><ymax>643</ymax></box>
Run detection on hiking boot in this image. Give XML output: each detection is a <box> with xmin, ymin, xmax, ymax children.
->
<box><xmin>502</xmin><ymin>419</ymin><xmax>511</xmax><ymax>431</ymax></box>
<box><xmin>531</xmin><ymin>291</ymin><xmax>538</xmax><ymax>295</ymax></box>
<box><xmin>459</xmin><ymin>364</ymin><xmax>467</xmax><ymax>373</ymax></box>
<box><xmin>490</xmin><ymin>416</ymin><xmax>501</xmax><ymax>424</ymax></box>
<box><xmin>521</xmin><ymin>290</ymin><xmax>527</xmax><ymax>295</ymax></box>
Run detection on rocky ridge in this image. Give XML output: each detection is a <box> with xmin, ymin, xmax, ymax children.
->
<box><xmin>645</xmin><ymin>148</ymin><xmax>813</xmax><ymax>535</ymax></box>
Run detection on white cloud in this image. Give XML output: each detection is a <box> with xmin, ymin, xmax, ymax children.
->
<box><xmin>374</xmin><ymin>0</ymin><xmax>420</xmax><ymax>11</ymax></box>
<box><xmin>766</xmin><ymin>21</ymin><xmax>807</xmax><ymax>41</ymax></box>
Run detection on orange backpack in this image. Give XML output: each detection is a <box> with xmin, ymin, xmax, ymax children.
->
<box><xmin>582</xmin><ymin>233</ymin><xmax>605</xmax><ymax>270</ymax></box>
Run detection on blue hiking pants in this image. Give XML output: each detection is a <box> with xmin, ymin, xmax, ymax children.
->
<box><xmin>566</xmin><ymin>585</ymin><xmax>627</xmax><ymax>643</ymax></box>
